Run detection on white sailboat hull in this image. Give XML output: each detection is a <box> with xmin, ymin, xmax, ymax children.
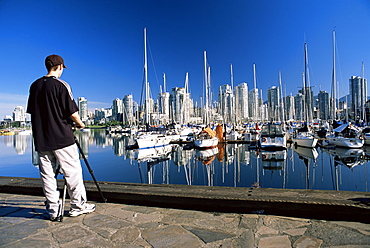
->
<box><xmin>292</xmin><ymin>134</ymin><xmax>318</xmax><ymax>148</ymax></box>
<box><xmin>136</xmin><ymin>134</ymin><xmax>172</xmax><ymax>149</ymax></box>
<box><xmin>260</xmin><ymin>136</ymin><xmax>287</xmax><ymax>149</ymax></box>
<box><xmin>325</xmin><ymin>136</ymin><xmax>364</xmax><ymax>148</ymax></box>
<box><xmin>193</xmin><ymin>137</ymin><xmax>218</xmax><ymax>148</ymax></box>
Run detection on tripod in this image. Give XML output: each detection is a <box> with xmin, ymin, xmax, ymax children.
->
<box><xmin>53</xmin><ymin>136</ymin><xmax>107</xmax><ymax>222</ymax></box>
<box><xmin>74</xmin><ymin>136</ymin><xmax>107</xmax><ymax>203</ymax></box>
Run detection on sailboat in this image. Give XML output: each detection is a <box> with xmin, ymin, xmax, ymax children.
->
<box><xmin>325</xmin><ymin>30</ymin><xmax>363</xmax><ymax>148</ymax></box>
<box><xmin>193</xmin><ymin>51</ymin><xmax>219</xmax><ymax>149</ymax></box>
<box><xmin>259</xmin><ymin>122</ymin><xmax>287</xmax><ymax>150</ymax></box>
<box><xmin>135</xmin><ymin>28</ymin><xmax>172</xmax><ymax>149</ymax></box>
<box><xmin>292</xmin><ymin>42</ymin><xmax>318</xmax><ymax>148</ymax></box>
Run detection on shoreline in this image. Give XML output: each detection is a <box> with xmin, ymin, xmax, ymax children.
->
<box><xmin>1</xmin><ymin>176</ymin><xmax>369</xmax><ymax>224</ymax></box>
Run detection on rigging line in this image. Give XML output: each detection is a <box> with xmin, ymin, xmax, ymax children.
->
<box><xmin>335</xmin><ymin>36</ymin><xmax>345</xmax><ymax>98</ymax></box>
<box><xmin>146</xmin><ymin>36</ymin><xmax>161</xmax><ymax>91</ymax></box>
<box><xmin>139</xmin><ymin>68</ymin><xmax>146</xmax><ymax>107</ymax></box>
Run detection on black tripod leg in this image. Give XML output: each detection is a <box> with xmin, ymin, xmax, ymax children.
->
<box><xmin>74</xmin><ymin>136</ymin><xmax>107</xmax><ymax>203</ymax></box>
<box><xmin>56</xmin><ymin>178</ymin><xmax>67</xmax><ymax>222</ymax></box>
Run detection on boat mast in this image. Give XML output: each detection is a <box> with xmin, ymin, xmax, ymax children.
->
<box><xmin>279</xmin><ymin>71</ymin><xmax>285</xmax><ymax>123</ymax></box>
<box><xmin>303</xmin><ymin>42</ymin><xmax>312</xmax><ymax>123</ymax></box>
<box><xmin>332</xmin><ymin>29</ymin><xmax>337</xmax><ymax>121</ymax></box>
<box><xmin>253</xmin><ymin>63</ymin><xmax>258</xmax><ymax>122</ymax></box>
<box><xmin>163</xmin><ymin>73</ymin><xmax>166</xmax><ymax>93</ymax></box>
<box><xmin>230</xmin><ymin>64</ymin><xmax>236</xmax><ymax>124</ymax></box>
<box><xmin>144</xmin><ymin>28</ymin><xmax>150</xmax><ymax>125</ymax></box>
<box><xmin>204</xmin><ymin>51</ymin><xmax>209</xmax><ymax>124</ymax></box>
<box><xmin>362</xmin><ymin>62</ymin><xmax>366</xmax><ymax>122</ymax></box>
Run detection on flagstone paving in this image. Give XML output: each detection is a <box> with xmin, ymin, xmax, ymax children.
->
<box><xmin>1</xmin><ymin>193</ymin><xmax>370</xmax><ymax>248</ymax></box>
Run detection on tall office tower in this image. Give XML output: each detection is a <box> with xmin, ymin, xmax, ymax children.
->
<box><xmin>218</xmin><ymin>84</ymin><xmax>234</xmax><ymax>123</ymax></box>
<box><xmin>302</xmin><ymin>87</ymin><xmax>315</xmax><ymax>121</ymax></box>
<box><xmin>13</xmin><ymin>106</ymin><xmax>26</xmax><ymax>122</ymax></box>
<box><xmin>349</xmin><ymin>76</ymin><xmax>367</xmax><ymax>120</ymax></box>
<box><xmin>123</xmin><ymin>94</ymin><xmax>134</xmax><ymax>125</ymax></box>
<box><xmin>267</xmin><ymin>86</ymin><xmax>280</xmax><ymax>121</ymax></box>
<box><xmin>170</xmin><ymin>87</ymin><xmax>191</xmax><ymax>124</ymax></box>
<box><xmin>317</xmin><ymin>91</ymin><xmax>330</xmax><ymax>120</ymax></box>
<box><xmin>141</xmin><ymin>96</ymin><xmax>154</xmax><ymax>125</ymax></box>
<box><xmin>158</xmin><ymin>92</ymin><xmax>170</xmax><ymax>117</ymax></box>
<box><xmin>78</xmin><ymin>97</ymin><xmax>88</xmax><ymax>122</ymax></box>
<box><xmin>248</xmin><ymin>88</ymin><xmax>259</xmax><ymax>121</ymax></box>
<box><xmin>112</xmin><ymin>98</ymin><xmax>123</xmax><ymax>122</ymax></box>
<box><xmin>294</xmin><ymin>93</ymin><xmax>304</xmax><ymax>121</ymax></box>
<box><xmin>284</xmin><ymin>94</ymin><xmax>295</xmax><ymax>121</ymax></box>
<box><xmin>235</xmin><ymin>82</ymin><xmax>249</xmax><ymax>121</ymax></box>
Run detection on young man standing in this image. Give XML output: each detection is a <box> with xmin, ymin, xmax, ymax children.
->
<box><xmin>27</xmin><ymin>54</ymin><xmax>95</xmax><ymax>220</ymax></box>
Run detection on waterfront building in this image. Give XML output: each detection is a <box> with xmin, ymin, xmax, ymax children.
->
<box><xmin>78</xmin><ymin>97</ymin><xmax>88</xmax><ymax>122</ymax></box>
<box><xmin>13</xmin><ymin>106</ymin><xmax>26</xmax><ymax>122</ymax></box>
<box><xmin>235</xmin><ymin>82</ymin><xmax>249</xmax><ymax>122</ymax></box>
<box><xmin>284</xmin><ymin>94</ymin><xmax>295</xmax><ymax>121</ymax></box>
<box><xmin>218</xmin><ymin>84</ymin><xmax>234</xmax><ymax>123</ymax></box>
<box><xmin>94</xmin><ymin>108</ymin><xmax>112</xmax><ymax>124</ymax></box>
<box><xmin>294</xmin><ymin>93</ymin><xmax>304</xmax><ymax>121</ymax></box>
<box><xmin>267</xmin><ymin>86</ymin><xmax>280</xmax><ymax>121</ymax></box>
<box><xmin>170</xmin><ymin>87</ymin><xmax>191</xmax><ymax>124</ymax></box>
<box><xmin>248</xmin><ymin>88</ymin><xmax>259</xmax><ymax>121</ymax></box>
<box><xmin>349</xmin><ymin>76</ymin><xmax>367</xmax><ymax>120</ymax></box>
<box><xmin>123</xmin><ymin>95</ymin><xmax>135</xmax><ymax>125</ymax></box>
<box><xmin>317</xmin><ymin>91</ymin><xmax>330</xmax><ymax>120</ymax></box>
<box><xmin>140</xmin><ymin>96</ymin><xmax>154</xmax><ymax>125</ymax></box>
<box><xmin>112</xmin><ymin>98</ymin><xmax>123</xmax><ymax>122</ymax></box>
<box><xmin>158</xmin><ymin>92</ymin><xmax>170</xmax><ymax>124</ymax></box>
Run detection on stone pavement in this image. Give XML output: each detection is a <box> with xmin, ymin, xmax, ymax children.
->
<box><xmin>1</xmin><ymin>192</ymin><xmax>370</xmax><ymax>248</ymax></box>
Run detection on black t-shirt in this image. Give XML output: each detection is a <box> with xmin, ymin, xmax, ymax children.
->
<box><xmin>27</xmin><ymin>76</ymin><xmax>79</xmax><ymax>152</ymax></box>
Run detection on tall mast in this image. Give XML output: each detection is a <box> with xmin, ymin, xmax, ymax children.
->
<box><xmin>163</xmin><ymin>73</ymin><xmax>166</xmax><ymax>93</ymax></box>
<box><xmin>230</xmin><ymin>64</ymin><xmax>236</xmax><ymax>123</ymax></box>
<box><xmin>362</xmin><ymin>62</ymin><xmax>366</xmax><ymax>122</ymax></box>
<box><xmin>204</xmin><ymin>51</ymin><xmax>209</xmax><ymax>124</ymax></box>
<box><xmin>183</xmin><ymin>72</ymin><xmax>189</xmax><ymax>124</ymax></box>
<box><xmin>332</xmin><ymin>29</ymin><xmax>337</xmax><ymax>120</ymax></box>
<box><xmin>279</xmin><ymin>71</ymin><xmax>285</xmax><ymax>123</ymax></box>
<box><xmin>144</xmin><ymin>28</ymin><xmax>150</xmax><ymax>124</ymax></box>
<box><xmin>303</xmin><ymin>42</ymin><xmax>313</xmax><ymax>122</ymax></box>
<box><xmin>253</xmin><ymin>63</ymin><xmax>258</xmax><ymax>122</ymax></box>
<box><xmin>303</xmin><ymin>42</ymin><xmax>308</xmax><ymax>121</ymax></box>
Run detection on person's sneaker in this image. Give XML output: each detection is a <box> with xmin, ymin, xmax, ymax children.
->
<box><xmin>69</xmin><ymin>203</ymin><xmax>96</xmax><ymax>217</ymax></box>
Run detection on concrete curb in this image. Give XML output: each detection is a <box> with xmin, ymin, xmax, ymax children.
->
<box><xmin>1</xmin><ymin>176</ymin><xmax>369</xmax><ymax>223</ymax></box>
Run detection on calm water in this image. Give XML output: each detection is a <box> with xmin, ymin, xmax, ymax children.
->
<box><xmin>1</xmin><ymin>129</ymin><xmax>369</xmax><ymax>192</ymax></box>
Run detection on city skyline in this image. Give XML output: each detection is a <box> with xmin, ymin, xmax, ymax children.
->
<box><xmin>1</xmin><ymin>0</ymin><xmax>370</xmax><ymax>119</ymax></box>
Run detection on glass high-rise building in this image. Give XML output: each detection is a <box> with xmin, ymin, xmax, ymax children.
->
<box><xmin>218</xmin><ymin>84</ymin><xmax>234</xmax><ymax>123</ymax></box>
<box><xmin>317</xmin><ymin>91</ymin><xmax>330</xmax><ymax>120</ymax></box>
<box><xmin>235</xmin><ymin>82</ymin><xmax>249</xmax><ymax>121</ymax></box>
<box><xmin>349</xmin><ymin>76</ymin><xmax>367</xmax><ymax>120</ymax></box>
<box><xmin>78</xmin><ymin>97</ymin><xmax>88</xmax><ymax>122</ymax></box>
<box><xmin>112</xmin><ymin>98</ymin><xmax>123</xmax><ymax>121</ymax></box>
<box><xmin>267</xmin><ymin>86</ymin><xmax>280</xmax><ymax>121</ymax></box>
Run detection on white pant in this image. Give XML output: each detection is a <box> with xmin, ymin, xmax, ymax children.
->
<box><xmin>38</xmin><ymin>143</ymin><xmax>87</xmax><ymax>217</ymax></box>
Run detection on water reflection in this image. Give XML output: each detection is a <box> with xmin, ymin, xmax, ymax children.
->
<box><xmin>1</xmin><ymin>129</ymin><xmax>369</xmax><ymax>192</ymax></box>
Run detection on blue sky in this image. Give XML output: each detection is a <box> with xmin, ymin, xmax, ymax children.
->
<box><xmin>1</xmin><ymin>0</ymin><xmax>370</xmax><ymax>119</ymax></box>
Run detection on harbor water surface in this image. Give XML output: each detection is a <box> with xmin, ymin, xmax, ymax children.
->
<box><xmin>1</xmin><ymin>129</ymin><xmax>369</xmax><ymax>192</ymax></box>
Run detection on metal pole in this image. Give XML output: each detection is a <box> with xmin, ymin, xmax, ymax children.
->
<box><xmin>74</xmin><ymin>136</ymin><xmax>107</xmax><ymax>203</ymax></box>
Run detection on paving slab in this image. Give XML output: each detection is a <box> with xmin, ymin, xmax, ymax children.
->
<box><xmin>1</xmin><ymin>176</ymin><xmax>370</xmax><ymax>247</ymax></box>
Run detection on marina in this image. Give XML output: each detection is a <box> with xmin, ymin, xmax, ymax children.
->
<box><xmin>0</xmin><ymin>128</ymin><xmax>369</xmax><ymax>193</ymax></box>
